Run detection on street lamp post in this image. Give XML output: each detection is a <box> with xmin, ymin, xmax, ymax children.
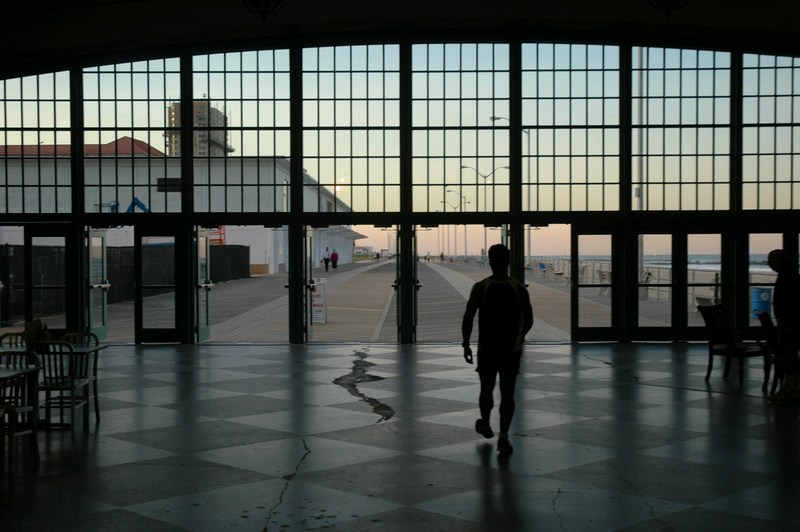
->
<box><xmin>460</xmin><ymin>164</ymin><xmax>509</xmax><ymax>264</ymax></box>
<box><xmin>490</xmin><ymin>116</ymin><xmax>532</xmax><ymax>266</ymax></box>
<box><xmin>444</xmin><ymin>190</ymin><xmax>470</xmax><ymax>261</ymax></box>
<box><xmin>440</xmin><ymin>201</ymin><xmax>452</xmax><ymax>258</ymax></box>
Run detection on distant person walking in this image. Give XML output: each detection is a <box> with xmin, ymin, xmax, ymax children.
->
<box><xmin>331</xmin><ymin>249</ymin><xmax>339</xmax><ymax>271</ymax></box>
<box><xmin>323</xmin><ymin>247</ymin><xmax>331</xmax><ymax>272</ymax></box>
<box><xmin>768</xmin><ymin>248</ymin><xmax>800</xmax><ymax>401</ymax></box>
<box><xmin>462</xmin><ymin>244</ymin><xmax>533</xmax><ymax>453</ymax></box>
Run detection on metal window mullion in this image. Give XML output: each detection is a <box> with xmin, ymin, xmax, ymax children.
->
<box><xmin>17</xmin><ymin>80</ymin><xmax>26</xmax><ymax>213</ymax></box>
<box><xmin>314</xmin><ymin>49</ymin><xmax>321</xmax><ymax>212</ymax></box>
<box><xmin>35</xmin><ymin>75</ymin><xmax>45</xmax><ymax>213</ymax></box>
<box><xmin>730</xmin><ymin>52</ymin><xmax>744</xmax><ymax>214</ymax></box>
<box><xmin>350</xmin><ymin>47</ymin><xmax>356</xmax><ymax>212</ymax></box>
<box><xmin>1</xmin><ymin>79</ymin><xmax>6</xmax><ymax>214</ymax></box>
<box><xmin>70</xmin><ymin>68</ymin><xmax>85</xmax><ymax>217</ymax></box>
<box><xmin>258</xmin><ymin>55</ymin><xmax>265</xmax><ymax>212</ymax></box>
<box><xmin>793</xmin><ymin>61</ymin><xmax>798</xmax><ymax>209</ymax></box>
<box><xmin>549</xmin><ymin>44</ymin><xmax>556</xmax><ymax>212</ymax></box>
<box><xmin>772</xmin><ymin>62</ymin><xmax>779</xmax><ymax>209</ymax></box>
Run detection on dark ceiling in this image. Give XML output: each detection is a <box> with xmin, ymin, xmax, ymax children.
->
<box><xmin>2</xmin><ymin>0</ymin><xmax>800</xmax><ymax>76</ymax></box>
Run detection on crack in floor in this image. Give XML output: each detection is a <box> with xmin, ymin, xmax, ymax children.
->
<box><xmin>262</xmin><ymin>436</ymin><xmax>311</xmax><ymax>532</ymax></box>
<box><xmin>333</xmin><ymin>348</ymin><xmax>395</xmax><ymax>423</ymax></box>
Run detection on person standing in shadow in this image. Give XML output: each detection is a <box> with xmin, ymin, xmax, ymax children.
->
<box><xmin>323</xmin><ymin>247</ymin><xmax>331</xmax><ymax>272</ymax></box>
<box><xmin>461</xmin><ymin>243</ymin><xmax>534</xmax><ymax>453</ymax></box>
<box><xmin>331</xmin><ymin>249</ymin><xmax>339</xmax><ymax>271</ymax></box>
<box><xmin>768</xmin><ymin>248</ymin><xmax>800</xmax><ymax>402</ymax></box>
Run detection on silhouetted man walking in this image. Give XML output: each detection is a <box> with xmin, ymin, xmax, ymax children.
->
<box><xmin>768</xmin><ymin>248</ymin><xmax>800</xmax><ymax>401</ymax></box>
<box><xmin>462</xmin><ymin>243</ymin><xmax>533</xmax><ymax>453</ymax></box>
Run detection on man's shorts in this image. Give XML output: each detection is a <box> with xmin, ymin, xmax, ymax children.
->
<box><xmin>476</xmin><ymin>348</ymin><xmax>523</xmax><ymax>374</ymax></box>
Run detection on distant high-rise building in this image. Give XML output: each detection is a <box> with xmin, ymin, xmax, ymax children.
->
<box><xmin>166</xmin><ymin>100</ymin><xmax>234</xmax><ymax>157</ymax></box>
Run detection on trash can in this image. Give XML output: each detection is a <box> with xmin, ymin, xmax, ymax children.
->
<box><xmin>751</xmin><ymin>287</ymin><xmax>772</xmax><ymax>318</ymax></box>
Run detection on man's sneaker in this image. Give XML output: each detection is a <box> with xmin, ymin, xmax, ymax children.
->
<box><xmin>475</xmin><ymin>418</ymin><xmax>494</xmax><ymax>438</ymax></box>
<box><xmin>497</xmin><ymin>437</ymin><xmax>513</xmax><ymax>454</ymax></box>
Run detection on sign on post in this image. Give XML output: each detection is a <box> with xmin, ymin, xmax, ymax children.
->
<box><xmin>312</xmin><ymin>278</ymin><xmax>327</xmax><ymax>323</ymax></box>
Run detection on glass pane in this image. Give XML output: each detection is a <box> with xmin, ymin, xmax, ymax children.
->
<box><xmin>578</xmin><ymin>234</ymin><xmax>611</xmax><ymax>327</ymax></box>
<box><xmin>142</xmin><ymin>288</ymin><xmax>175</xmax><ymax>328</ymax></box>
<box><xmin>749</xmin><ymin>233</ymin><xmax>781</xmax><ymax>326</ymax></box>
<box><xmin>638</xmin><ymin>234</ymin><xmax>671</xmax><ymax>327</ymax></box>
<box><xmin>0</xmin><ymin>72</ymin><xmax>72</xmax><ymax>214</ymax></box>
<box><xmin>32</xmin><ymin>288</ymin><xmax>66</xmax><ymax>329</ymax></box>
<box><xmin>304</xmin><ymin>45</ymin><xmax>401</xmax><ymax>213</ymax></box>
<box><xmin>688</xmin><ymin>234</ymin><xmax>721</xmax><ymax>326</ymax></box>
<box><xmin>83</xmin><ymin>59</ymin><xmax>182</xmax><ymax>213</ymax></box>
<box><xmin>192</xmin><ymin>49</ymin><xmax>292</xmax><ymax>213</ymax></box>
<box><xmin>90</xmin><ymin>285</ymin><xmax>104</xmax><ymax>329</ymax></box>
<box><xmin>527</xmin><ymin>224</ymin><xmax>571</xmax><ymax>341</ymax></box>
<box><xmin>142</xmin><ymin>237</ymin><xmax>175</xmax><ymax>285</ymax></box>
<box><xmin>578</xmin><ymin>287</ymin><xmax>611</xmax><ymax>327</ymax></box>
<box><xmin>632</xmin><ymin>47</ymin><xmax>731</xmax><ymax>211</ymax></box>
<box><xmin>412</xmin><ymin>43</ymin><xmax>511</xmax><ymax>213</ymax></box>
<box><xmin>0</xmin><ymin>227</ymin><xmax>25</xmax><ymax>333</ymax></box>
<box><xmin>31</xmin><ymin>235</ymin><xmax>66</xmax><ymax>329</ymax></box>
<box><xmin>522</xmin><ymin>44</ymin><xmax>620</xmax><ymax>212</ymax></box>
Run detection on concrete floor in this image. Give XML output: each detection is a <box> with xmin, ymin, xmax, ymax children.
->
<box><xmin>2</xmin><ymin>342</ymin><xmax>798</xmax><ymax>531</ymax></box>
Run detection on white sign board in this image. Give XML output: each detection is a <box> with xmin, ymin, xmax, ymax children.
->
<box><xmin>311</xmin><ymin>278</ymin><xmax>327</xmax><ymax>323</ymax></box>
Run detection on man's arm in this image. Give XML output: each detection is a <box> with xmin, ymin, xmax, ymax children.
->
<box><xmin>518</xmin><ymin>281</ymin><xmax>534</xmax><ymax>337</ymax></box>
<box><xmin>461</xmin><ymin>282</ymin><xmax>481</xmax><ymax>364</ymax></box>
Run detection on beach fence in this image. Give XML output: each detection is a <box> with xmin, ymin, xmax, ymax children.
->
<box><xmin>530</xmin><ymin>256</ymin><xmax>777</xmax><ymax>313</ymax></box>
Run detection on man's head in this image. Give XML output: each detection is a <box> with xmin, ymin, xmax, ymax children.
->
<box><xmin>768</xmin><ymin>249</ymin><xmax>790</xmax><ymax>273</ymax></box>
<box><xmin>488</xmin><ymin>244</ymin><xmax>510</xmax><ymax>274</ymax></box>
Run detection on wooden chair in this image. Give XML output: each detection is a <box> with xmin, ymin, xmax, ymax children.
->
<box><xmin>36</xmin><ymin>341</ymin><xmax>91</xmax><ymax>432</ymax></box>
<box><xmin>60</xmin><ymin>332</ymin><xmax>101</xmax><ymax>423</ymax></box>
<box><xmin>756</xmin><ymin>311</ymin><xmax>783</xmax><ymax>395</ymax></box>
<box><xmin>0</xmin><ymin>366</ymin><xmax>41</xmax><ymax>473</ymax></box>
<box><xmin>697</xmin><ymin>304</ymin><xmax>770</xmax><ymax>390</ymax></box>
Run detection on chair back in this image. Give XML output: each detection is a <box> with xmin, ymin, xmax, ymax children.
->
<box><xmin>697</xmin><ymin>304</ymin><xmax>732</xmax><ymax>344</ymax></box>
<box><xmin>36</xmin><ymin>341</ymin><xmax>88</xmax><ymax>387</ymax></box>
<box><xmin>0</xmin><ymin>366</ymin><xmax>39</xmax><ymax>415</ymax></box>
<box><xmin>0</xmin><ymin>331</ymin><xmax>26</xmax><ymax>348</ymax></box>
<box><xmin>60</xmin><ymin>331</ymin><xmax>99</xmax><ymax>347</ymax></box>
<box><xmin>756</xmin><ymin>311</ymin><xmax>779</xmax><ymax>351</ymax></box>
<box><xmin>2</xmin><ymin>349</ymin><xmax>41</xmax><ymax>368</ymax></box>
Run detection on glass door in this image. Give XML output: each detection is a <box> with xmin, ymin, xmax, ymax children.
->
<box><xmin>88</xmin><ymin>228</ymin><xmax>110</xmax><ymax>339</ymax></box>
<box><xmin>411</xmin><ymin>227</ymin><xmax>419</xmax><ymax>342</ymax></box>
<box><xmin>196</xmin><ymin>228</ymin><xmax>213</xmax><ymax>342</ymax></box>
<box><xmin>304</xmin><ymin>227</ymin><xmax>314</xmax><ymax>341</ymax></box>
<box><xmin>636</xmin><ymin>234</ymin><xmax>672</xmax><ymax>331</ymax></box>
<box><xmin>392</xmin><ymin>226</ymin><xmax>402</xmax><ymax>342</ymax></box>
<box><xmin>572</xmin><ymin>230</ymin><xmax>616</xmax><ymax>341</ymax></box>
<box><xmin>26</xmin><ymin>226</ymin><xmax>72</xmax><ymax>336</ymax></box>
<box><xmin>135</xmin><ymin>226</ymin><xmax>181</xmax><ymax>343</ymax></box>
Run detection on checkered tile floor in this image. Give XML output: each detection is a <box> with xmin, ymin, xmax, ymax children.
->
<box><xmin>3</xmin><ymin>342</ymin><xmax>799</xmax><ymax>531</ymax></box>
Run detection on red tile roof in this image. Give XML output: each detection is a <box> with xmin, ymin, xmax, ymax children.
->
<box><xmin>0</xmin><ymin>136</ymin><xmax>165</xmax><ymax>157</ymax></box>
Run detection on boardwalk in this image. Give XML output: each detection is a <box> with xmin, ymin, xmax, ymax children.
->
<box><xmin>21</xmin><ymin>257</ymin><xmax>701</xmax><ymax>344</ymax></box>
<box><xmin>205</xmin><ymin>259</ymin><xmax>577</xmax><ymax>344</ymax></box>
<box><xmin>80</xmin><ymin>255</ymin><xmax>713</xmax><ymax>344</ymax></box>
<box><xmin>94</xmin><ymin>258</ymin><xmax>579</xmax><ymax>344</ymax></box>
